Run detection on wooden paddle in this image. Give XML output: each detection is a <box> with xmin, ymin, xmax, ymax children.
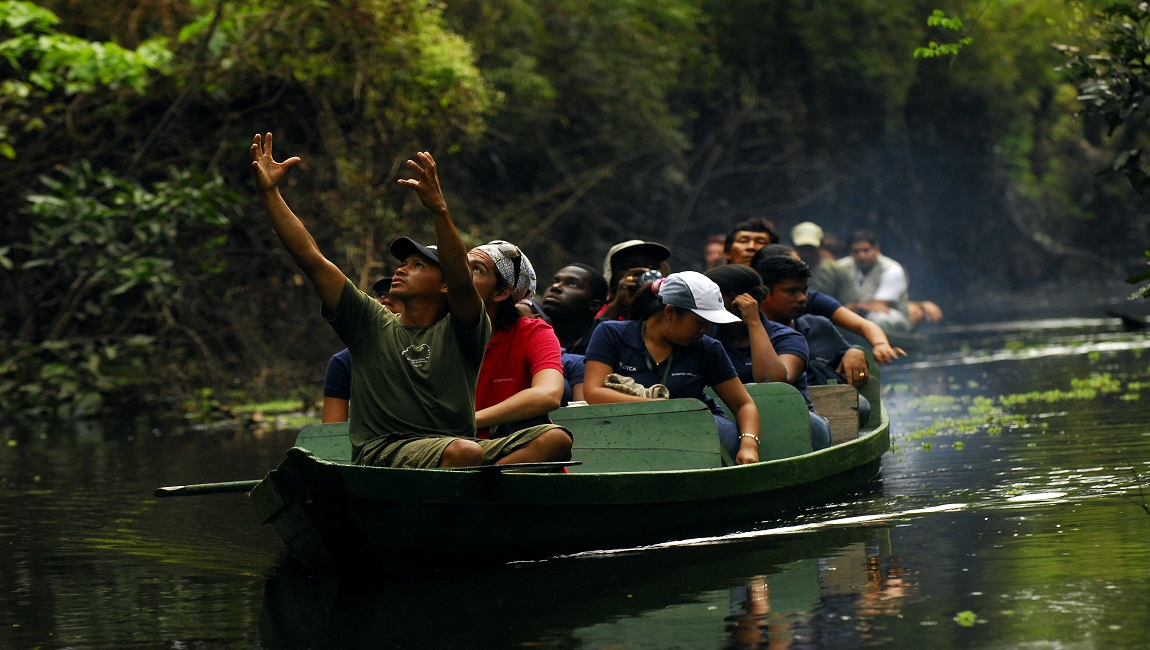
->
<box><xmin>154</xmin><ymin>480</ymin><xmax>262</xmax><ymax>498</ymax></box>
<box><xmin>153</xmin><ymin>461</ymin><xmax>582</xmax><ymax>498</ymax></box>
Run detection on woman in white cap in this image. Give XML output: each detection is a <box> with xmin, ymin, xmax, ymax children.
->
<box><xmin>582</xmin><ymin>271</ymin><xmax>762</xmax><ymax>464</ymax></box>
<box><xmin>468</xmin><ymin>240</ymin><xmax>569</xmax><ymax>441</ymax></box>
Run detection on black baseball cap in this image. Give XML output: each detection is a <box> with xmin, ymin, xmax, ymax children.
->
<box><xmin>389</xmin><ymin>237</ymin><xmax>440</xmax><ymax>264</ymax></box>
<box><xmin>372</xmin><ymin>276</ymin><xmax>394</xmax><ymax>295</ymax></box>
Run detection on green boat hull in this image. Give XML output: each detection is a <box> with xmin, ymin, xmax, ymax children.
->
<box><xmin>249</xmin><ymin>393</ymin><xmax>890</xmax><ymax>573</ymax></box>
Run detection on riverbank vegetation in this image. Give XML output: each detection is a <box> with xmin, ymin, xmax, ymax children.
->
<box><xmin>3</xmin><ymin>0</ymin><xmax>1150</xmax><ymax>425</ymax></box>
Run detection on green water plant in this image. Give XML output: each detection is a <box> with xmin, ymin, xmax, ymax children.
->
<box><xmin>953</xmin><ymin>610</ymin><xmax>978</xmax><ymax>627</ymax></box>
<box><xmin>998</xmin><ymin>373</ymin><xmax>1122</xmax><ymax>406</ymax></box>
<box><xmin>901</xmin><ymin>373</ymin><xmax>1131</xmax><ymax>441</ymax></box>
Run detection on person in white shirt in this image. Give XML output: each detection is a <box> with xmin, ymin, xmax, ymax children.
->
<box><xmin>837</xmin><ymin>230</ymin><xmax>914</xmax><ymax>333</ymax></box>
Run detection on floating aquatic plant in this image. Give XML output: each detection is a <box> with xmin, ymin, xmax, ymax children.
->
<box><xmin>953</xmin><ymin>610</ymin><xmax>977</xmax><ymax>627</ymax></box>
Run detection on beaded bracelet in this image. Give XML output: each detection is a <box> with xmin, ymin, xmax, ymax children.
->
<box><xmin>740</xmin><ymin>433</ymin><xmax>759</xmax><ymax>443</ymax></box>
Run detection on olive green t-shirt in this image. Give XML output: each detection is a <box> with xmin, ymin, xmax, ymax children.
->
<box><xmin>325</xmin><ymin>278</ymin><xmax>491</xmax><ymax>462</ymax></box>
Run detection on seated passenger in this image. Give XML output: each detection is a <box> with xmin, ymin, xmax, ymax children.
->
<box><xmin>723</xmin><ymin>218</ymin><xmax>780</xmax><ymax>266</ymax></box>
<box><xmin>838</xmin><ymin>230</ymin><xmax>914</xmax><ymax>334</ymax></box>
<box><xmin>597</xmin><ymin>240</ymin><xmax>671</xmax><ymax>321</ymax></box>
<box><xmin>541</xmin><ymin>263</ymin><xmax>608</xmax><ymax>354</ymax></box>
<box><xmin>702</xmin><ymin>233</ymin><xmax>726</xmax><ymax>270</ymax></box>
<box><xmin>583</xmin><ymin>271</ymin><xmax>761</xmax><ymax>464</ymax></box>
<box><xmin>704</xmin><ymin>264</ymin><xmax>831</xmax><ymax>450</ymax></box>
<box><xmin>754</xmin><ymin>255</ymin><xmax>872</xmax><ymax>428</ymax></box>
<box><xmin>790</xmin><ymin>221</ymin><xmax>858</xmax><ymax>304</ymax></box>
<box><xmin>321</xmin><ymin>276</ymin><xmax>402</xmax><ymax>423</ymax></box>
<box><xmin>561</xmin><ymin>352</ymin><xmax>586</xmax><ymax>404</ymax></box>
<box><xmin>519</xmin><ymin>291</ymin><xmax>587</xmax><ymax>405</ymax></box>
<box><xmin>469</xmin><ymin>240</ymin><xmax>566</xmax><ymax>439</ymax></box>
<box><xmin>752</xmin><ymin>245</ymin><xmax>907</xmax><ymax>365</ymax></box>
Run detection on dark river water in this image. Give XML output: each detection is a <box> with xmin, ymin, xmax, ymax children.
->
<box><xmin>3</xmin><ymin>300</ymin><xmax>1150</xmax><ymax>648</ymax></box>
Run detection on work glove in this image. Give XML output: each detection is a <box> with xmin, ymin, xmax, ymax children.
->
<box><xmin>605</xmin><ymin>373</ymin><xmax>644</xmax><ymax>396</ymax></box>
<box><xmin>605</xmin><ymin>374</ymin><xmax>670</xmax><ymax>399</ymax></box>
<box><xmin>645</xmin><ymin>384</ymin><xmax>670</xmax><ymax>399</ymax></box>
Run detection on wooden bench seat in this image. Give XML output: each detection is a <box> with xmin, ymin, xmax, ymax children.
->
<box><xmin>552</xmin><ymin>399</ymin><xmax>723</xmax><ymax>472</ymax></box>
<box><xmin>295</xmin><ymin>422</ymin><xmax>354</xmax><ymax>462</ymax></box>
<box><xmin>742</xmin><ymin>382</ymin><xmax>813</xmax><ymax>459</ymax></box>
<box><xmin>293</xmin><ymin>402</ymin><xmax>723</xmax><ymax>472</ymax></box>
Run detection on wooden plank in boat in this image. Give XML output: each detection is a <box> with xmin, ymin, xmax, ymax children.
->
<box><xmin>809</xmin><ymin>384</ymin><xmax>860</xmax><ymax>445</ymax></box>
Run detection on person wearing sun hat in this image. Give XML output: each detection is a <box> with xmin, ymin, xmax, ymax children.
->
<box><xmin>582</xmin><ymin>271</ymin><xmax>762</xmax><ymax>464</ymax></box>
<box><xmin>598</xmin><ymin>239</ymin><xmax>672</xmax><ymax>321</ymax></box>
<box><xmin>249</xmin><ymin>134</ymin><xmax>571</xmax><ymax>469</ymax></box>
<box><xmin>790</xmin><ymin>221</ymin><xmax>856</xmax><ymax>304</ymax></box>
<box><xmin>467</xmin><ymin>240</ymin><xmax>569</xmax><ymax>441</ymax></box>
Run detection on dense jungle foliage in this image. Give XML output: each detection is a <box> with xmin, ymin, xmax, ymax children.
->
<box><xmin>2</xmin><ymin>0</ymin><xmax>1149</xmax><ymax>424</ymax></box>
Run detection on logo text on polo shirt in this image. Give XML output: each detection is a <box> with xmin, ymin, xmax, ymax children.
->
<box><xmin>403</xmin><ymin>344</ymin><xmax>432</xmax><ymax>368</ymax></box>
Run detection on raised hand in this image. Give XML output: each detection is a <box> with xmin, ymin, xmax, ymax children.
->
<box><xmin>616</xmin><ymin>267</ymin><xmax>655</xmax><ymax>301</ymax></box>
<box><xmin>732</xmin><ymin>293</ymin><xmax>762</xmax><ymax>325</ymax></box>
<box><xmin>397</xmin><ymin>151</ymin><xmax>448</xmax><ymax>216</ymax></box>
<box><xmin>250</xmin><ymin>132</ymin><xmax>301</xmax><ymax>192</ymax></box>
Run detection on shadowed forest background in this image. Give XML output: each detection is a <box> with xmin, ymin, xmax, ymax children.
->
<box><xmin>3</xmin><ymin>0</ymin><xmax>1150</xmax><ymax>425</ymax></box>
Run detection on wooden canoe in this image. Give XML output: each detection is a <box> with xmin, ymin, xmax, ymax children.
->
<box><xmin>247</xmin><ymin>364</ymin><xmax>890</xmax><ymax>574</ymax></box>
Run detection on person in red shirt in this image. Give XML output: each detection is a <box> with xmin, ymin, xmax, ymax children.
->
<box><xmin>468</xmin><ymin>240</ymin><xmax>566</xmax><ymax>439</ymax></box>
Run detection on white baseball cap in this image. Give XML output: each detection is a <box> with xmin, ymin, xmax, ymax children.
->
<box><xmin>656</xmin><ymin>271</ymin><xmax>740</xmax><ymax>324</ymax></box>
<box><xmin>790</xmin><ymin>221</ymin><xmax>824</xmax><ymax>247</ymax></box>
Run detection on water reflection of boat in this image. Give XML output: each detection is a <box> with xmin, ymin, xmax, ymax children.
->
<box><xmin>246</xmin><ymin>364</ymin><xmax>889</xmax><ymax>574</ymax></box>
<box><xmin>259</xmin><ymin>525</ymin><xmax>895</xmax><ymax>649</ymax></box>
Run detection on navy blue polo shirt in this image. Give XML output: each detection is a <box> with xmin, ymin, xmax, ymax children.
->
<box><xmin>560</xmin><ymin>351</ymin><xmax>586</xmax><ymax>405</ymax></box>
<box><xmin>795</xmin><ymin>313</ymin><xmax>853</xmax><ymax>387</ymax></box>
<box><xmin>584</xmin><ymin>320</ymin><xmax>736</xmax><ymax>415</ymax></box>
<box><xmin>805</xmin><ymin>290</ymin><xmax>842</xmax><ymax>320</ymax></box>
<box><xmin>323</xmin><ymin>348</ymin><xmax>352</xmax><ymax>399</ymax></box>
<box><xmin>709</xmin><ymin>312</ymin><xmax>814</xmax><ymax>410</ymax></box>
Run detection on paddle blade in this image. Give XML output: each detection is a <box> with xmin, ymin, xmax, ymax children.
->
<box><xmin>154</xmin><ymin>479</ymin><xmax>262</xmax><ymax>498</ymax></box>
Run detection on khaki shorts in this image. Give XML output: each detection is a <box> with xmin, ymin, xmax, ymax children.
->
<box><xmin>360</xmin><ymin>424</ymin><xmax>569</xmax><ymax>468</ymax></box>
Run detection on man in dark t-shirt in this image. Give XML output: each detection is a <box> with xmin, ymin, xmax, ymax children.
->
<box><xmin>250</xmin><ymin>134</ymin><xmax>570</xmax><ymax>468</ymax></box>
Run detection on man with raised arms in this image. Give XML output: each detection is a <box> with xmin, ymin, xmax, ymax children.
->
<box><xmin>249</xmin><ymin>133</ymin><xmax>571</xmax><ymax>468</ymax></box>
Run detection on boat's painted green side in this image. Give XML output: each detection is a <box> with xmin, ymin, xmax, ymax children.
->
<box><xmin>248</xmin><ymin>377</ymin><xmax>891</xmax><ymax>573</ymax></box>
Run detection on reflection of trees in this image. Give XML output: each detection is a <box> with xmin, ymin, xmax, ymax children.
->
<box><xmin>0</xmin><ymin>425</ymin><xmax>289</xmax><ymax>648</ymax></box>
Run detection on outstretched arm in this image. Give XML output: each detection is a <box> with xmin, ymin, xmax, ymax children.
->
<box><xmin>397</xmin><ymin>152</ymin><xmax>483</xmax><ymax>328</ymax></box>
<box><xmin>830</xmin><ymin>306</ymin><xmax>906</xmax><ymax>364</ymax></box>
<box><xmin>250</xmin><ymin>132</ymin><xmax>345</xmax><ymax>312</ymax></box>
